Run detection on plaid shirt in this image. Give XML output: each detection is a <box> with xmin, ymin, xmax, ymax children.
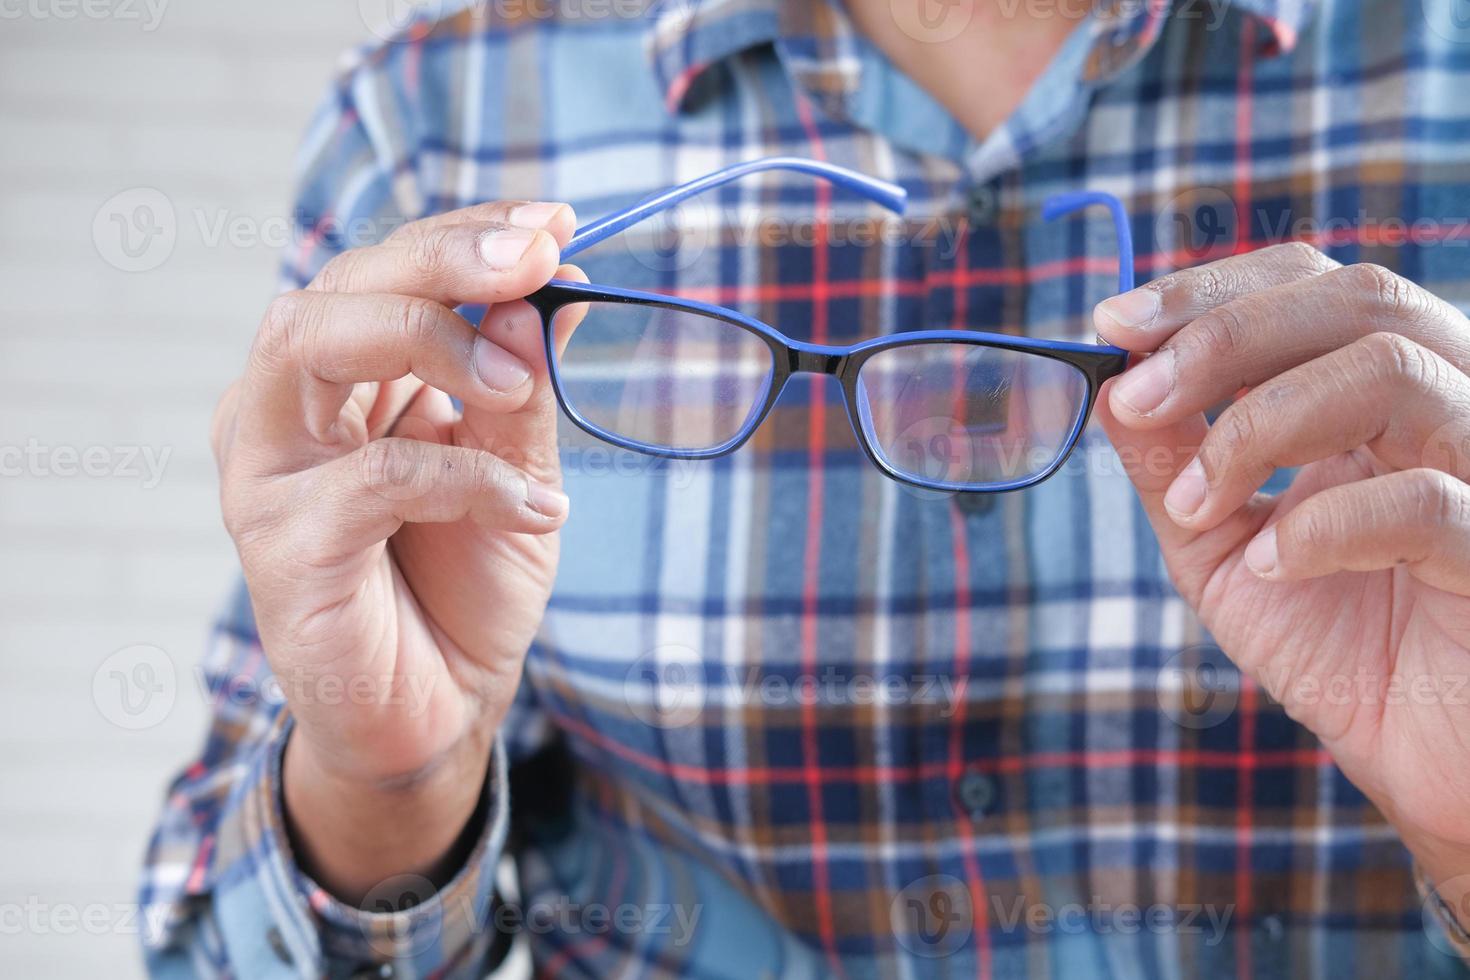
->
<box><xmin>141</xmin><ymin>0</ymin><xmax>1470</xmax><ymax>976</ymax></box>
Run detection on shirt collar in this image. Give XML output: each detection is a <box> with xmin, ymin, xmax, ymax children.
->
<box><xmin>648</xmin><ymin>0</ymin><xmax>1320</xmax><ymax>114</ymax></box>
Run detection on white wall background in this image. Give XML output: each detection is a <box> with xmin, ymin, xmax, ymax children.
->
<box><xmin>0</xmin><ymin>4</ymin><xmax>413</xmax><ymax>975</ymax></box>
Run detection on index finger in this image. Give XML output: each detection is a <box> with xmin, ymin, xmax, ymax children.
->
<box><xmin>385</xmin><ymin>200</ymin><xmax>576</xmax><ymax>250</ymax></box>
<box><xmin>308</xmin><ymin>218</ymin><xmax>565</xmax><ymax>307</ymax></box>
<box><xmin>1093</xmin><ymin>241</ymin><xmax>1340</xmax><ymax>350</ymax></box>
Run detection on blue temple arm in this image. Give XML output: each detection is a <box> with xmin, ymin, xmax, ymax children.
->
<box><xmin>561</xmin><ymin>156</ymin><xmax>909</xmax><ymax>260</ymax></box>
<box><xmin>1041</xmin><ymin>190</ymin><xmax>1136</xmax><ymax>295</ymax></box>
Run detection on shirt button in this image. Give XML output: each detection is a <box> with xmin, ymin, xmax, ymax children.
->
<box><xmin>265</xmin><ymin>927</ymin><xmax>293</xmax><ymax>966</ymax></box>
<box><xmin>966</xmin><ymin>184</ymin><xmax>998</xmax><ymax>224</ymax></box>
<box><xmin>351</xmin><ymin>966</ymin><xmax>395</xmax><ymax>980</ymax></box>
<box><xmin>1262</xmin><ymin>914</ymin><xmax>1284</xmax><ymax>941</ymax></box>
<box><xmin>954</xmin><ymin>769</ymin><xmax>996</xmax><ymax>819</ymax></box>
<box><xmin>954</xmin><ymin>493</ymin><xmax>995</xmax><ymax>517</ymax></box>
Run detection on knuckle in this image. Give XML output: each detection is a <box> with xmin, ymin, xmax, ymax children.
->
<box><xmin>254</xmin><ymin>291</ymin><xmax>313</xmax><ymax>364</ymax></box>
<box><xmin>467</xmin><ymin>450</ymin><xmax>521</xmax><ymax>500</ymax></box>
<box><xmin>1158</xmin><ymin>258</ymin><xmax>1240</xmax><ymax>312</ymax></box>
<box><xmin>1360</xmin><ymin>331</ymin><xmax>1442</xmax><ymax>395</ymax></box>
<box><xmin>1408</xmin><ymin>468</ymin><xmax>1468</xmax><ymax>528</ymax></box>
<box><xmin>407</xmin><ymin>227</ymin><xmax>460</xmax><ymax>281</ymax></box>
<box><xmin>1212</xmin><ymin>401</ymin><xmax>1264</xmax><ymax>462</ymax></box>
<box><xmin>311</xmin><ymin>252</ymin><xmax>359</xmax><ymax>295</ymax></box>
<box><xmin>384</xmin><ymin>215</ymin><xmax>429</xmax><ymax>245</ymax></box>
<box><xmin>391</xmin><ymin>297</ymin><xmax>442</xmax><ymax>347</ymax></box>
<box><xmin>1290</xmin><ymin>501</ymin><xmax>1339</xmax><ymax>554</ymax></box>
<box><xmin>360</xmin><ymin>439</ymin><xmax>423</xmax><ymax>493</ymax></box>
<box><xmin>1203</xmin><ymin>401</ymin><xmax>1272</xmax><ymax>481</ymax></box>
<box><xmin>1276</xmin><ymin>240</ymin><xmax>1337</xmax><ymax>275</ymax></box>
<box><xmin>1188</xmin><ymin>302</ymin><xmax>1253</xmax><ymax>364</ymax></box>
<box><xmin>1173</xmin><ymin>264</ymin><xmax>1234</xmax><ymax>310</ymax></box>
<box><xmin>1346</xmin><ymin>263</ymin><xmax>1424</xmax><ymax>320</ymax></box>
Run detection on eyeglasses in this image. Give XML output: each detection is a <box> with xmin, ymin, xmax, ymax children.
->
<box><xmin>522</xmin><ymin>157</ymin><xmax>1131</xmax><ymax>494</ymax></box>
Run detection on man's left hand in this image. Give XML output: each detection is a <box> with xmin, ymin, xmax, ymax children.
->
<box><xmin>1094</xmin><ymin>241</ymin><xmax>1470</xmax><ymax>915</ymax></box>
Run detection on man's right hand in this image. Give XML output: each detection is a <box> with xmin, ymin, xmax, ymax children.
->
<box><xmin>211</xmin><ymin>201</ymin><xmax>584</xmax><ymax>902</ymax></box>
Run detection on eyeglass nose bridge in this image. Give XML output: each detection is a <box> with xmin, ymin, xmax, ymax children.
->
<box><xmin>786</xmin><ymin>340</ymin><xmax>848</xmax><ymax>377</ymax></box>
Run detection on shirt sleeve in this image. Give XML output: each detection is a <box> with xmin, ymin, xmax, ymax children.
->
<box><xmin>138</xmin><ymin>583</ymin><xmax>515</xmax><ymax>979</ymax></box>
<box><xmin>140</xmin><ymin>43</ymin><xmax>525</xmax><ymax>978</ymax></box>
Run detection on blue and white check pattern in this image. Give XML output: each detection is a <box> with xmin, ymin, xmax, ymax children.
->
<box><xmin>140</xmin><ymin>0</ymin><xmax>1470</xmax><ymax>976</ymax></box>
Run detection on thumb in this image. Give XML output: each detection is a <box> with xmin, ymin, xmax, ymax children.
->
<box><xmin>1095</xmin><ymin>377</ymin><xmax>1263</xmax><ymax>602</ymax></box>
<box><xmin>456</xmin><ymin>264</ymin><xmax>589</xmax><ymax>485</ymax></box>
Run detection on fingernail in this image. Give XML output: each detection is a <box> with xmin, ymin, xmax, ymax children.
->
<box><xmin>1245</xmin><ymin>527</ymin><xmax>1279</xmax><ymax>577</ymax></box>
<box><xmin>1097</xmin><ymin>289</ymin><xmax>1161</xmax><ymax>331</ymax></box>
<box><xmin>1113</xmin><ymin>349</ymin><xmax>1174</xmax><ymax>415</ymax></box>
<box><xmin>479</xmin><ymin>228</ymin><xmax>537</xmax><ymax>270</ymax></box>
<box><xmin>1164</xmin><ymin>457</ymin><xmax>1207</xmax><ymax>520</ymax></box>
<box><xmin>527</xmin><ymin>480</ymin><xmax>569</xmax><ymax>519</ymax></box>
<box><xmin>473</xmin><ymin>336</ymin><xmax>532</xmax><ymax>392</ymax></box>
<box><xmin>509</xmin><ymin>202</ymin><xmax>566</xmax><ymax>229</ymax></box>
